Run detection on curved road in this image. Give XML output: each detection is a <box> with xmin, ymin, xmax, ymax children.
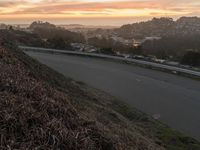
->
<box><xmin>26</xmin><ymin>51</ymin><xmax>200</xmax><ymax>140</ymax></box>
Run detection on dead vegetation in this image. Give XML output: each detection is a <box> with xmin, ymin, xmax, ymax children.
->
<box><xmin>0</xmin><ymin>38</ymin><xmax>114</xmax><ymax>150</ymax></box>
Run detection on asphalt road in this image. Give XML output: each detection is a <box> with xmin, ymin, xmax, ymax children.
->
<box><xmin>20</xmin><ymin>46</ymin><xmax>200</xmax><ymax>77</ymax></box>
<box><xmin>26</xmin><ymin>51</ymin><xmax>200</xmax><ymax>140</ymax></box>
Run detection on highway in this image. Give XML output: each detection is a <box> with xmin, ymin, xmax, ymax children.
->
<box><xmin>19</xmin><ymin>46</ymin><xmax>200</xmax><ymax>77</ymax></box>
<box><xmin>25</xmin><ymin>51</ymin><xmax>200</xmax><ymax>140</ymax></box>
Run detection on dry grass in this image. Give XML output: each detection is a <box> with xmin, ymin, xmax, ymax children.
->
<box><xmin>0</xmin><ymin>40</ymin><xmax>114</xmax><ymax>149</ymax></box>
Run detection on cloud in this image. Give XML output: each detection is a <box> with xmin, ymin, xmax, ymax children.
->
<box><xmin>1</xmin><ymin>1</ymin><xmax>158</xmax><ymax>14</ymax></box>
<box><xmin>0</xmin><ymin>0</ymin><xmax>199</xmax><ymax>18</ymax></box>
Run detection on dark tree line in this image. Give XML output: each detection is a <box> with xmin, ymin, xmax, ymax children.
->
<box><xmin>88</xmin><ymin>37</ymin><xmax>134</xmax><ymax>54</ymax></box>
<box><xmin>181</xmin><ymin>51</ymin><xmax>200</xmax><ymax>67</ymax></box>
<box><xmin>47</xmin><ymin>36</ymin><xmax>72</xmax><ymax>50</ymax></box>
<box><xmin>141</xmin><ymin>34</ymin><xmax>200</xmax><ymax>60</ymax></box>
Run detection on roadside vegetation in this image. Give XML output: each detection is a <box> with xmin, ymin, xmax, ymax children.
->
<box><xmin>181</xmin><ymin>51</ymin><xmax>200</xmax><ymax>67</ymax></box>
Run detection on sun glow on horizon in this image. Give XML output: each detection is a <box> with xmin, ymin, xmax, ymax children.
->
<box><xmin>0</xmin><ymin>0</ymin><xmax>200</xmax><ymax>25</ymax></box>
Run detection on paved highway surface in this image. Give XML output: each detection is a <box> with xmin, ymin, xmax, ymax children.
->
<box><xmin>26</xmin><ymin>51</ymin><xmax>200</xmax><ymax>140</ymax></box>
<box><xmin>20</xmin><ymin>46</ymin><xmax>200</xmax><ymax>77</ymax></box>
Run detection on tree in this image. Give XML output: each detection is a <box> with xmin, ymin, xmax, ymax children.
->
<box><xmin>47</xmin><ymin>36</ymin><xmax>72</xmax><ymax>50</ymax></box>
<box><xmin>8</xmin><ymin>26</ymin><xmax>13</xmax><ymax>31</ymax></box>
<box><xmin>181</xmin><ymin>51</ymin><xmax>200</xmax><ymax>67</ymax></box>
<box><xmin>100</xmin><ymin>48</ymin><xmax>115</xmax><ymax>55</ymax></box>
<box><xmin>131</xmin><ymin>44</ymin><xmax>143</xmax><ymax>55</ymax></box>
<box><xmin>29</xmin><ymin>21</ymin><xmax>56</xmax><ymax>29</ymax></box>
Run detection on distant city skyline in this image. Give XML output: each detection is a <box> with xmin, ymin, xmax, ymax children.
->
<box><xmin>0</xmin><ymin>0</ymin><xmax>200</xmax><ymax>25</ymax></box>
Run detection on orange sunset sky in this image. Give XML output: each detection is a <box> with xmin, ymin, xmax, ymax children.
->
<box><xmin>0</xmin><ymin>0</ymin><xmax>200</xmax><ymax>25</ymax></box>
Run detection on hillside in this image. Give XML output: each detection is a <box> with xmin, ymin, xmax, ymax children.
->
<box><xmin>0</xmin><ymin>37</ymin><xmax>200</xmax><ymax>150</ymax></box>
<box><xmin>0</xmin><ymin>21</ymin><xmax>85</xmax><ymax>49</ymax></box>
<box><xmin>29</xmin><ymin>21</ymin><xmax>85</xmax><ymax>44</ymax></box>
<box><xmin>116</xmin><ymin>17</ymin><xmax>200</xmax><ymax>39</ymax></box>
<box><xmin>113</xmin><ymin>17</ymin><xmax>200</xmax><ymax>60</ymax></box>
<box><xmin>0</xmin><ymin>29</ymin><xmax>46</xmax><ymax>47</ymax></box>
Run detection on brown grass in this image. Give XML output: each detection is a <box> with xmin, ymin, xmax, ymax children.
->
<box><xmin>0</xmin><ymin>39</ymin><xmax>114</xmax><ymax>149</ymax></box>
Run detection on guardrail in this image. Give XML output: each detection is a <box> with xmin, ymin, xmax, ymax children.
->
<box><xmin>19</xmin><ymin>46</ymin><xmax>200</xmax><ymax>78</ymax></box>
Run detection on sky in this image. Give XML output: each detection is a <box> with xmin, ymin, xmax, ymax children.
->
<box><xmin>0</xmin><ymin>0</ymin><xmax>200</xmax><ymax>26</ymax></box>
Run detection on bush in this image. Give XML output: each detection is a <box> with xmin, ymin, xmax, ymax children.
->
<box><xmin>181</xmin><ymin>51</ymin><xmax>200</xmax><ymax>67</ymax></box>
<box><xmin>100</xmin><ymin>48</ymin><xmax>115</xmax><ymax>55</ymax></box>
<box><xmin>47</xmin><ymin>37</ymin><xmax>72</xmax><ymax>50</ymax></box>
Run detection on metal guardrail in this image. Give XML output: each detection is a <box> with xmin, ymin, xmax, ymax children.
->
<box><xmin>19</xmin><ymin>46</ymin><xmax>200</xmax><ymax>78</ymax></box>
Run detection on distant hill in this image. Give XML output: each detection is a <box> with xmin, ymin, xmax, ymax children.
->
<box><xmin>29</xmin><ymin>21</ymin><xmax>85</xmax><ymax>43</ymax></box>
<box><xmin>113</xmin><ymin>17</ymin><xmax>200</xmax><ymax>60</ymax></box>
<box><xmin>59</xmin><ymin>24</ymin><xmax>118</xmax><ymax>30</ymax></box>
<box><xmin>116</xmin><ymin>17</ymin><xmax>200</xmax><ymax>39</ymax></box>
